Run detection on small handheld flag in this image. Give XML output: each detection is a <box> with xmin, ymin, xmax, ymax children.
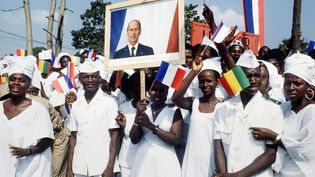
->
<box><xmin>37</xmin><ymin>60</ymin><xmax>51</xmax><ymax>74</ymax></box>
<box><xmin>0</xmin><ymin>77</ymin><xmax>8</xmax><ymax>84</ymax></box>
<box><xmin>211</xmin><ymin>21</ymin><xmax>233</xmax><ymax>43</ymax></box>
<box><xmin>218</xmin><ymin>66</ymin><xmax>250</xmax><ymax>96</ymax></box>
<box><xmin>154</xmin><ymin>61</ymin><xmax>186</xmax><ymax>90</ymax></box>
<box><xmin>16</xmin><ymin>49</ymin><xmax>26</xmax><ymax>56</ymax></box>
<box><xmin>52</xmin><ymin>76</ymin><xmax>74</xmax><ymax>94</ymax></box>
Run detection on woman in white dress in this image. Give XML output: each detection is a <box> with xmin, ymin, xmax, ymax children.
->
<box><xmin>129</xmin><ymin>81</ymin><xmax>183</xmax><ymax>177</ymax></box>
<box><xmin>250</xmin><ymin>53</ymin><xmax>315</xmax><ymax>177</ymax></box>
<box><xmin>0</xmin><ymin>58</ymin><xmax>54</xmax><ymax>177</ymax></box>
<box><xmin>172</xmin><ymin>57</ymin><xmax>222</xmax><ymax>177</ymax></box>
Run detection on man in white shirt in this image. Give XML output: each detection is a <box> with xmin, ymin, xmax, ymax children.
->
<box><xmin>67</xmin><ymin>60</ymin><xmax>120</xmax><ymax>177</ymax></box>
<box><xmin>213</xmin><ymin>50</ymin><xmax>283</xmax><ymax>177</ymax></box>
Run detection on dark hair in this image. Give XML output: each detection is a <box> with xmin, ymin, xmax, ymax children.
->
<box><xmin>263</xmin><ymin>49</ymin><xmax>285</xmax><ymax>65</ymax></box>
<box><xmin>185</xmin><ymin>43</ymin><xmax>193</xmax><ymax>50</ymax></box>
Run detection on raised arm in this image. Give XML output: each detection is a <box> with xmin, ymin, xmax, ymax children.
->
<box><xmin>172</xmin><ymin>57</ymin><xmax>203</xmax><ymax>111</ymax></box>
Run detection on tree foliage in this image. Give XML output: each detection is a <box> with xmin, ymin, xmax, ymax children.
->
<box><xmin>33</xmin><ymin>46</ymin><xmax>47</xmax><ymax>57</ymax></box>
<box><xmin>185</xmin><ymin>4</ymin><xmax>204</xmax><ymax>43</ymax></box>
<box><xmin>71</xmin><ymin>0</ymin><xmax>110</xmax><ymax>54</ymax></box>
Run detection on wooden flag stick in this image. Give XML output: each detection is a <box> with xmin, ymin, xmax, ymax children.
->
<box><xmin>140</xmin><ymin>68</ymin><xmax>146</xmax><ymax>100</ymax></box>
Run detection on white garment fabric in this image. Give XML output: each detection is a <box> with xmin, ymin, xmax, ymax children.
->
<box><xmin>67</xmin><ymin>88</ymin><xmax>119</xmax><ymax>176</ymax></box>
<box><xmin>0</xmin><ymin>109</ymin><xmax>15</xmax><ymax>177</ymax></box>
<box><xmin>213</xmin><ymin>92</ymin><xmax>283</xmax><ymax>177</ymax></box>
<box><xmin>117</xmin><ymin>100</ymin><xmax>139</xmax><ymax>176</ymax></box>
<box><xmin>0</xmin><ymin>100</ymin><xmax>54</xmax><ymax>177</ymax></box>
<box><xmin>181</xmin><ymin>99</ymin><xmax>217</xmax><ymax>177</ymax></box>
<box><xmin>130</xmin><ymin>105</ymin><xmax>181</xmax><ymax>177</ymax></box>
<box><xmin>273</xmin><ymin>103</ymin><xmax>315</xmax><ymax>177</ymax></box>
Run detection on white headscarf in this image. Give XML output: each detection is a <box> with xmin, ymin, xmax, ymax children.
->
<box><xmin>284</xmin><ymin>52</ymin><xmax>315</xmax><ymax>86</ymax></box>
<box><xmin>259</xmin><ymin>60</ymin><xmax>282</xmax><ymax>89</ymax></box>
<box><xmin>236</xmin><ymin>50</ymin><xmax>260</xmax><ymax>68</ymax></box>
<box><xmin>8</xmin><ymin>57</ymin><xmax>40</xmax><ymax>88</ymax></box>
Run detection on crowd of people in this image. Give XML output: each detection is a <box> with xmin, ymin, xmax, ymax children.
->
<box><xmin>1</xmin><ymin>4</ymin><xmax>315</xmax><ymax>177</ymax></box>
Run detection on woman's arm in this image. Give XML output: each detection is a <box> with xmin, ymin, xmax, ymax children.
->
<box><xmin>172</xmin><ymin>58</ymin><xmax>203</xmax><ymax>111</ymax></box>
<box><xmin>149</xmin><ymin>108</ymin><xmax>183</xmax><ymax>146</ymax></box>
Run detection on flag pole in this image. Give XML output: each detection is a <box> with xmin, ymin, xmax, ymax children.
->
<box><xmin>140</xmin><ymin>69</ymin><xmax>146</xmax><ymax>100</ymax></box>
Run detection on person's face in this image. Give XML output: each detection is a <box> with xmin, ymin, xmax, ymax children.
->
<box><xmin>149</xmin><ymin>82</ymin><xmax>168</xmax><ymax>105</ymax></box>
<box><xmin>283</xmin><ymin>73</ymin><xmax>308</xmax><ymax>102</ymax></box>
<box><xmin>229</xmin><ymin>46</ymin><xmax>244</xmax><ymax>62</ymax></box>
<box><xmin>266</xmin><ymin>58</ymin><xmax>281</xmax><ymax>75</ymax></box>
<box><xmin>127</xmin><ymin>21</ymin><xmax>141</xmax><ymax>46</ymax></box>
<box><xmin>79</xmin><ymin>71</ymin><xmax>100</xmax><ymax>93</ymax></box>
<box><xmin>27</xmin><ymin>85</ymin><xmax>40</xmax><ymax>96</ymax></box>
<box><xmin>243</xmin><ymin>67</ymin><xmax>261</xmax><ymax>95</ymax></box>
<box><xmin>198</xmin><ymin>70</ymin><xmax>218</xmax><ymax>96</ymax></box>
<box><xmin>8</xmin><ymin>73</ymin><xmax>30</xmax><ymax>97</ymax></box>
<box><xmin>185</xmin><ymin>49</ymin><xmax>193</xmax><ymax>68</ymax></box>
<box><xmin>195</xmin><ymin>45</ymin><xmax>210</xmax><ymax>60</ymax></box>
<box><xmin>259</xmin><ymin>64</ymin><xmax>269</xmax><ymax>94</ymax></box>
<box><xmin>60</xmin><ymin>56</ymin><xmax>71</xmax><ymax>69</ymax></box>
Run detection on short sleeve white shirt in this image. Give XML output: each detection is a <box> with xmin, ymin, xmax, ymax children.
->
<box><xmin>67</xmin><ymin>88</ymin><xmax>119</xmax><ymax>176</ymax></box>
<box><xmin>213</xmin><ymin>92</ymin><xmax>284</xmax><ymax>177</ymax></box>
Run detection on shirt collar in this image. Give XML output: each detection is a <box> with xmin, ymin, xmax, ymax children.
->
<box><xmin>128</xmin><ymin>43</ymin><xmax>139</xmax><ymax>55</ymax></box>
<box><xmin>77</xmin><ymin>88</ymin><xmax>103</xmax><ymax>106</ymax></box>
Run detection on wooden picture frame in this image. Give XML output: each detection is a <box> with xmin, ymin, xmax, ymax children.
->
<box><xmin>104</xmin><ymin>0</ymin><xmax>185</xmax><ymax>71</ymax></box>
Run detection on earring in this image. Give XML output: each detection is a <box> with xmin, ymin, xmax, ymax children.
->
<box><xmin>305</xmin><ymin>89</ymin><xmax>315</xmax><ymax>100</ymax></box>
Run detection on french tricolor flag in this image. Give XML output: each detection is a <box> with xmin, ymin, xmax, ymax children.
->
<box><xmin>154</xmin><ymin>61</ymin><xmax>186</xmax><ymax>90</ymax></box>
<box><xmin>87</xmin><ymin>50</ymin><xmax>97</xmax><ymax>60</ymax></box>
<box><xmin>243</xmin><ymin>0</ymin><xmax>265</xmax><ymax>46</ymax></box>
<box><xmin>110</xmin><ymin>0</ymin><xmax>179</xmax><ymax>58</ymax></box>
<box><xmin>52</xmin><ymin>76</ymin><xmax>74</xmax><ymax>94</ymax></box>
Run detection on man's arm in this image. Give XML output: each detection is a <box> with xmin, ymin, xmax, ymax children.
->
<box><xmin>214</xmin><ymin>139</ymin><xmax>227</xmax><ymax>174</ymax></box>
<box><xmin>232</xmin><ymin>145</ymin><xmax>277</xmax><ymax>177</ymax></box>
<box><xmin>102</xmin><ymin>128</ymin><xmax>120</xmax><ymax>177</ymax></box>
<box><xmin>67</xmin><ymin>131</ymin><xmax>77</xmax><ymax>177</ymax></box>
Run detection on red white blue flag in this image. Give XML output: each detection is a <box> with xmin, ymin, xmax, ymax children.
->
<box><xmin>154</xmin><ymin>61</ymin><xmax>186</xmax><ymax>91</ymax></box>
<box><xmin>243</xmin><ymin>0</ymin><xmax>265</xmax><ymax>46</ymax></box>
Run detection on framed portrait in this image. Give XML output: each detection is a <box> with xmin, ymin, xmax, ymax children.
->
<box><xmin>104</xmin><ymin>0</ymin><xmax>185</xmax><ymax>71</ymax></box>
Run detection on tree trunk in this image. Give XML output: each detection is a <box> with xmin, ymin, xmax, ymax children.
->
<box><xmin>55</xmin><ymin>0</ymin><xmax>66</xmax><ymax>55</ymax></box>
<box><xmin>23</xmin><ymin>0</ymin><xmax>33</xmax><ymax>55</ymax></box>
<box><xmin>291</xmin><ymin>0</ymin><xmax>302</xmax><ymax>53</ymax></box>
<box><xmin>47</xmin><ymin>0</ymin><xmax>56</xmax><ymax>50</ymax></box>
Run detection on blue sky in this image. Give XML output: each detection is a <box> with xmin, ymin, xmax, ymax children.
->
<box><xmin>0</xmin><ymin>0</ymin><xmax>314</xmax><ymax>57</ymax></box>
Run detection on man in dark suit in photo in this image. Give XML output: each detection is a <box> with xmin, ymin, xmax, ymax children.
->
<box><xmin>114</xmin><ymin>20</ymin><xmax>154</xmax><ymax>59</ymax></box>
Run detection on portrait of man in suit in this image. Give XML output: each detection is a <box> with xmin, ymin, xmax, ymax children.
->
<box><xmin>114</xmin><ymin>20</ymin><xmax>154</xmax><ymax>59</ymax></box>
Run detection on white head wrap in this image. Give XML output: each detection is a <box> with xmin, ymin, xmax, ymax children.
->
<box><xmin>284</xmin><ymin>52</ymin><xmax>315</xmax><ymax>86</ymax></box>
<box><xmin>79</xmin><ymin>59</ymin><xmax>100</xmax><ymax>73</ymax></box>
<box><xmin>8</xmin><ymin>57</ymin><xmax>41</xmax><ymax>88</ymax></box>
<box><xmin>259</xmin><ymin>60</ymin><xmax>282</xmax><ymax>89</ymax></box>
<box><xmin>236</xmin><ymin>50</ymin><xmax>260</xmax><ymax>68</ymax></box>
<box><xmin>201</xmin><ymin>57</ymin><xmax>222</xmax><ymax>75</ymax></box>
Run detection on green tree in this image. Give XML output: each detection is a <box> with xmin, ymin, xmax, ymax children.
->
<box><xmin>71</xmin><ymin>0</ymin><xmax>111</xmax><ymax>54</ymax></box>
<box><xmin>185</xmin><ymin>4</ymin><xmax>204</xmax><ymax>43</ymax></box>
<box><xmin>33</xmin><ymin>46</ymin><xmax>47</xmax><ymax>57</ymax></box>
